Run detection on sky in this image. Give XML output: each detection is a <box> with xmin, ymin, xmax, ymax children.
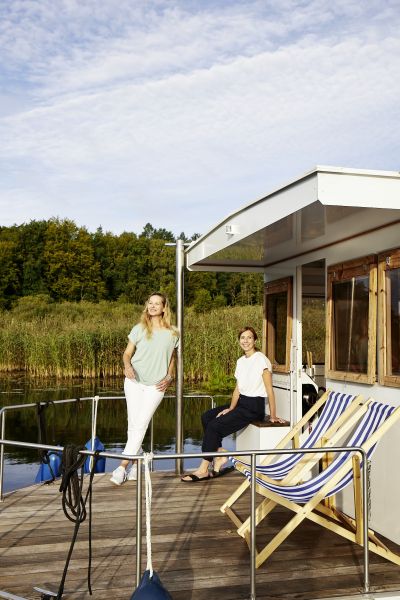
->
<box><xmin>0</xmin><ymin>0</ymin><xmax>399</xmax><ymax>238</ymax></box>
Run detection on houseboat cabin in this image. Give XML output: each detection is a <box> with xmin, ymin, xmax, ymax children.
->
<box><xmin>185</xmin><ymin>165</ymin><xmax>400</xmax><ymax>545</ymax></box>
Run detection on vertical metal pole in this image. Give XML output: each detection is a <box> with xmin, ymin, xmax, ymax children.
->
<box><xmin>150</xmin><ymin>418</ymin><xmax>154</xmax><ymax>471</ymax></box>
<box><xmin>0</xmin><ymin>410</ymin><xmax>5</xmax><ymax>502</ymax></box>
<box><xmin>136</xmin><ymin>458</ymin><xmax>143</xmax><ymax>587</ymax></box>
<box><xmin>250</xmin><ymin>453</ymin><xmax>257</xmax><ymax>600</ymax></box>
<box><xmin>362</xmin><ymin>452</ymin><xmax>370</xmax><ymax>593</ymax></box>
<box><xmin>89</xmin><ymin>396</ymin><xmax>99</xmax><ymax>472</ymax></box>
<box><xmin>175</xmin><ymin>239</ymin><xmax>184</xmax><ymax>474</ymax></box>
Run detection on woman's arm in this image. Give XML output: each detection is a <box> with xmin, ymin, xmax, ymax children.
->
<box><xmin>262</xmin><ymin>369</ymin><xmax>284</xmax><ymax>423</ymax></box>
<box><xmin>217</xmin><ymin>384</ymin><xmax>240</xmax><ymax>417</ymax></box>
<box><xmin>156</xmin><ymin>349</ymin><xmax>177</xmax><ymax>392</ymax></box>
<box><xmin>123</xmin><ymin>341</ymin><xmax>136</xmax><ymax>380</ymax></box>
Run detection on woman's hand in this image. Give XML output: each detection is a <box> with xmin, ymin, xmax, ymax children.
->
<box><xmin>217</xmin><ymin>408</ymin><xmax>232</xmax><ymax>418</ymax></box>
<box><xmin>124</xmin><ymin>364</ymin><xmax>136</xmax><ymax>380</ymax></box>
<box><xmin>269</xmin><ymin>416</ymin><xmax>286</xmax><ymax>424</ymax></box>
<box><xmin>156</xmin><ymin>374</ymin><xmax>173</xmax><ymax>392</ymax></box>
<box><xmin>123</xmin><ymin>341</ymin><xmax>136</xmax><ymax>380</ymax></box>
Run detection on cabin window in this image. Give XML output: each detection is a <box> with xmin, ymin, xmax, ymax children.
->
<box><xmin>326</xmin><ymin>256</ymin><xmax>377</xmax><ymax>384</ymax></box>
<box><xmin>263</xmin><ymin>277</ymin><xmax>292</xmax><ymax>373</ymax></box>
<box><xmin>379</xmin><ymin>249</ymin><xmax>400</xmax><ymax>387</ymax></box>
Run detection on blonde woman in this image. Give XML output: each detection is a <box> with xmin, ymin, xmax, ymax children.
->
<box><xmin>110</xmin><ymin>292</ymin><xmax>179</xmax><ymax>485</ymax></box>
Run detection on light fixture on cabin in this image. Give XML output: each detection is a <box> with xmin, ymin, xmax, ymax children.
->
<box><xmin>225</xmin><ymin>223</ymin><xmax>239</xmax><ymax>237</ymax></box>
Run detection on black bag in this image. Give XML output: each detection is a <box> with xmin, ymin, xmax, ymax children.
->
<box><xmin>130</xmin><ymin>569</ymin><xmax>172</xmax><ymax>600</ymax></box>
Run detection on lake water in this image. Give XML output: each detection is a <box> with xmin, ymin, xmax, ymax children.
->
<box><xmin>0</xmin><ymin>375</ymin><xmax>234</xmax><ymax>493</ymax></box>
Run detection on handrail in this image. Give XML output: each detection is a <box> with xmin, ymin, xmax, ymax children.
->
<box><xmin>0</xmin><ymin>394</ymin><xmax>219</xmax><ymax>500</ymax></box>
<box><xmin>0</xmin><ymin>438</ymin><xmax>370</xmax><ymax>600</ymax></box>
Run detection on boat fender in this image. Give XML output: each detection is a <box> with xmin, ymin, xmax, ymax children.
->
<box><xmin>130</xmin><ymin>570</ymin><xmax>173</xmax><ymax>599</ymax></box>
<box><xmin>84</xmin><ymin>436</ymin><xmax>106</xmax><ymax>473</ymax></box>
<box><xmin>34</xmin><ymin>450</ymin><xmax>62</xmax><ymax>483</ymax></box>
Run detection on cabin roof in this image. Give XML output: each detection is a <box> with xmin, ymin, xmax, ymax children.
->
<box><xmin>185</xmin><ymin>165</ymin><xmax>400</xmax><ymax>272</ymax></box>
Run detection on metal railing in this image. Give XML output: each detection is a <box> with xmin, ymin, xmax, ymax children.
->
<box><xmin>0</xmin><ymin>438</ymin><xmax>371</xmax><ymax>600</ymax></box>
<box><xmin>0</xmin><ymin>394</ymin><xmax>217</xmax><ymax>501</ymax></box>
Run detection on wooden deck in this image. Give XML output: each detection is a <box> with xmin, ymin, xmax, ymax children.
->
<box><xmin>1</xmin><ymin>471</ymin><xmax>400</xmax><ymax>600</ymax></box>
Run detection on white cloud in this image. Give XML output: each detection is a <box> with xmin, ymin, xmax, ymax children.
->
<box><xmin>0</xmin><ymin>0</ymin><xmax>399</xmax><ymax>235</ymax></box>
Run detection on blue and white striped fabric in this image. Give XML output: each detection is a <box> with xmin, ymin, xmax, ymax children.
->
<box><xmin>232</xmin><ymin>401</ymin><xmax>394</xmax><ymax>504</ymax></box>
<box><xmin>255</xmin><ymin>391</ymin><xmax>356</xmax><ymax>479</ymax></box>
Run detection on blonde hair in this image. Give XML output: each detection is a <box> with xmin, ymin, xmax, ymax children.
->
<box><xmin>139</xmin><ymin>292</ymin><xmax>177</xmax><ymax>338</ymax></box>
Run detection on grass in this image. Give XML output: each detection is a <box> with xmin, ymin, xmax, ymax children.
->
<box><xmin>0</xmin><ymin>297</ymin><xmax>325</xmax><ymax>383</ymax></box>
<box><xmin>0</xmin><ymin>299</ymin><xmax>262</xmax><ymax>383</ymax></box>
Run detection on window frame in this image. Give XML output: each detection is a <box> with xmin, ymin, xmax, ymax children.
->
<box><xmin>263</xmin><ymin>276</ymin><xmax>293</xmax><ymax>373</ymax></box>
<box><xmin>378</xmin><ymin>248</ymin><xmax>400</xmax><ymax>388</ymax></box>
<box><xmin>326</xmin><ymin>255</ymin><xmax>377</xmax><ymax>384</ymax></box>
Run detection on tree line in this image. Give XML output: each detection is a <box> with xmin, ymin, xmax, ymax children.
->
<box><xmin>0</xmin><ymin>218</ymin><xmax>263</xmax><ymax>310</ymax></box>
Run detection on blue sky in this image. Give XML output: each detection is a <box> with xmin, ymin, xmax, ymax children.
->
<box><xmin>0</xmin><ymin>0</ymin><xmax>399</xmax><ymax>237</ymax></box>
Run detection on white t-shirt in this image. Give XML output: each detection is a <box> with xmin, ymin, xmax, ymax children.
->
<box><xmin>234</xmin><ymin>351</ymin><xmax>272</xmax><ymax>398</ymax></box>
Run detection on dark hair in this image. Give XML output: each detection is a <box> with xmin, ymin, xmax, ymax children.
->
<box><xmin>238</xmin><ymin>326</ymin><xmax>258</xmax><ymax>341</ymax></box>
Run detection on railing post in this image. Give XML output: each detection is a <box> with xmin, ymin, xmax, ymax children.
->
<box><xmin>89</xmin><ymin>396</ymin><xmax>99</xmax><ymax>472</ymax></box>
<box><xmin>150</xmin><ymin>418</ymin><xmax>154</xmax><ymax>471</ymax></box>
<box><xmin>175</xmin><ymin>239</ymin><xmax>185</xmax><ymax>474</ymax></box>
<box><xmin>362</xmin><ymin>450</ymin><xmax>370</xmax><ymax>593</ymax></box>
<box><xmin>0</xmin><ymin>410</ymin><xmax>5</xmax><ymax>502</ymax></box>
<box><xmin>136</xmin><ymin>458</ymin><xmax>143</xmax><ymax>587</ymax></box>
<box><xmin>250</xmin><ymin>453</ymin><xmax>256</xmax><ymax>599</ymax></box>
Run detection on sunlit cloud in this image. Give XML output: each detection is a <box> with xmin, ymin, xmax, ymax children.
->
<box><xmin>0</xmin><ymin>0</ymin><xmax>399</xmax><ymax>235</ymax></box>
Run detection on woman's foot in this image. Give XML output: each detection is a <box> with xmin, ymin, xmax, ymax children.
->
<box><xmin>213</xmin><ymin>449</ymin><xmax>228</xmax><ymax>473</ymax></box>
<box><xmin>181</xmin><ymin>468</ymin><xmax>212</xmax><ymax>482</ymax></box>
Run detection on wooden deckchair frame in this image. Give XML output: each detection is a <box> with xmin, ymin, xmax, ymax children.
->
<box><xmin>235</xmin><ymin>403</ymin><xmax>400</xmax><ymax>569</ymax></box>
<box><xmin>235</xmin><ymin>396</ymin><xmax>371</xmax><ymax>536</ymax></box>
<box><xmin>221</xmin><ymin>390</ymin><xmax>366</xmax><ymax>530</ymax></box>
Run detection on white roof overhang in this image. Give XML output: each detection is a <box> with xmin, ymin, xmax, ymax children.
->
<box><xmin>185</xmin><ymin>166</ymin><xmax>400</xmax><ymax>272</ymax></box>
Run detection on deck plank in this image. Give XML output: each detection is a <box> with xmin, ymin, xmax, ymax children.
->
<box><xmin>1</xmin><ymin>471</ymin><xmax>400</xmax><ymax>600</ymax></box>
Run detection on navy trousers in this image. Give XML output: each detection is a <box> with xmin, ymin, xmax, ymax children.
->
<box><xmin>201</xmin><ymin>394</ymin><xmax>265</xmax><ymax>461</ymax></box>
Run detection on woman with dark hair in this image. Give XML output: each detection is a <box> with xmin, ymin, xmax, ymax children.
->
<box><xmin>110</xmin><ymin>292</ymin><xmax>179</xmax><ymax>486</ymax></box>
<box><xmin>181</xmin><ymin>326</ymin><xmax>284</xmax><ymax>482</ymax></box>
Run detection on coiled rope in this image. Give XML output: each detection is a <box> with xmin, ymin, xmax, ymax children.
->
<box><xmin>54</xmin><ymin>444</ymin><xmax>99</xmax><ymax>600</ymax></box>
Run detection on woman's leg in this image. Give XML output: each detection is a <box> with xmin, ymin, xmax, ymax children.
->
<box><xmin>122</xmin><ymin>378</ymin><xmax>164</xmax><ymax>464</ymax></box>
<box><xmin>201</xmin><ymin>404</ymin><xmax>229</xmax><ymax>432</ymax></box>
<box><xmin>204</xmin><ymin>402</ymin><xmax>261</xmax><ymax>472</ymax></box>
<box><xmin>181</xmin><ymin>404</ymin><xmax>231</xmax><ymax>480</ymax></box>
<box><xmin>112</xmin><ymin>380</ymin><xmax>164</xmax><ymax>485</ymax></box>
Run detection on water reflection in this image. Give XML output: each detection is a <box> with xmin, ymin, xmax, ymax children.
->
<box><xmin>0</xmin><ymin>375</ymin><xmax>233</xmax><ymax>493</ymax></box>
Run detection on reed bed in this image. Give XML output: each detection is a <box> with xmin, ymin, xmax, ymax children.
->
<box><xmin>0</xmin><ymin>298</ymin><xmax>325</xmax><ymax>383</ymax></box>
<box><xmin>0</xmin><ymin>300</ymin><xmax>263</xmax><ymax>383</ymax></box>
<box><xmin>184</xmin><ymin>305</ymin><xmax>263</xmax><ymax>387</ymax></box>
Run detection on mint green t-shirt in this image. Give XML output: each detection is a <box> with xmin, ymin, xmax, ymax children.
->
<box><xmin>128</xmin><ymin>324</ymin><xmax>179</xmax><ymax>386</ymax></box>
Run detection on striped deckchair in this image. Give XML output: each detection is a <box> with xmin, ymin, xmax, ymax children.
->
<box><xmin>232</xmin><ymin>400</ymin><xmax>400</xmax><ymax>569</ymax></box>
<box><xmin>221</xmin><ymin>390</ymin><xmax>367</xmax><ymax>529</ymax></box>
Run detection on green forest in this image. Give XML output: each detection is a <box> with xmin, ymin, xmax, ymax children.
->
<box><xmin>0</xmin><ymin>218</ymin><xmax>263</xmax><ymax>310</ymax></box>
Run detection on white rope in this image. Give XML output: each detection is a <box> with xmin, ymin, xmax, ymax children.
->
<box><xmin>143</xmin><ymin>452</ymin><xmax>154</xmax><ymax>577</ymax></box>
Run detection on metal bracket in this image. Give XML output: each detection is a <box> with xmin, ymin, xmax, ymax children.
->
<box><xmin>0</xmin><ymin>592</ymin><xmax>28</xmax><ymax>600</ymax></box>
<box><xmin>33</xmin><ymin>588</ymin><xmax>57</xmax><ymax>600</ymax></box>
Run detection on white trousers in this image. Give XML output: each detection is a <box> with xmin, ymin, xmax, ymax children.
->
<box><xmin>123</xmin><ymin>377</ymin><xmax>165</xmax><ymax>456</ymax></box>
